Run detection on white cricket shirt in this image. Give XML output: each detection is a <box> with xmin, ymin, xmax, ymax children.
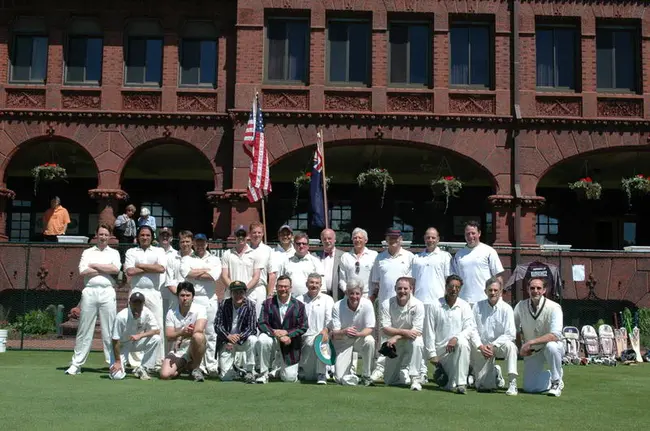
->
<box><xmin>412</xmin><ymin>247</ymin><xmax>452</xmax><ymax>304</ymax></box>
<box><xmin>180</xmin><ymin>252</ymin><xmax>222</xmax><ymax>299</ymax></box>
<box><xmin>452</xmin><ymin>243</ymin><xmax>504</xmax><ymax>304</ymax></box>
<box><xmin>379</xmin><ymin>295</ymin><xmax>424</xmax><ymax>332</ymax></box>
<box><xmin>371</xmin><ymin>248</ymin><xmax>414</xmax><ymax>304</ymax></box>
<box><xmin>165</xmin><ymin>302</ymin><xmax>207</xmax><ymax>351</ymax></box>
<box><xmin>279</xmin><ymin>253</ymin><xmax>324</xmax><ymax>297</ymax></box>
<box><xmin>514</xmin><ymin>296</ymin><xmax>563</xmax><ymax>349</ymax></box>
<box><xmin>339</xmin><ymin>248</ymin><xmax>378</xmax><ymax>295</ymax></box>
<box><xmin>332</xmin><ymin>297</ymin><xmax>375</xmax><ymax>331</ymax></box>
<box><xmin>299</xmin><ymin>292</ymin><xmax>334</xmax><ymax>337</ymax></box>
<box><xmin>78</xmin><ymin>245</ymin><xmax>121</xmax><ymax>288</ymax></box>
<box><xmin>124</xmin><ymin>246</ymin><xmax>167</xmax><ymax>290</ymax></box>
<box><xmin>112</xmin><ymin>306</ymin><xmax>158</xmax><ymax>342</ymax></box>
<box><xmin>423</xmin><ymin>297</ymin><xmax>480</xmax><ymax>358</ymax></box>
<box><xmin>473</xmin><ymin>298</ymin><xmax>516</xmax><ymax>346</ymax></box>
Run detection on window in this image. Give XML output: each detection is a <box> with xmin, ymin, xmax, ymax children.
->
<box><xmin>180</xmin><ymin>21</ymin><xmax>217</xmax><ymax>87</ymax></box>
<box><xmin>125</xmin><ymin>21</ymin><xmax>163</xmax><ymax>86</ymax></box>
<box><xmin>536</xmin><ymin>214</ymin><xmax>559</xmax><ymax>245</ymax></box>
<box><xmin>327</xmin><ymin>20</ymin><xmax>371</xmax><ymax>85</ymax></box>
<box><xmin>66</xmin><ymin>19</ymin><xmax>103</xmax><ymax>84</ymax></box>
<box><xmin>141</xmin><ymin>201</ymin><xmax>173</xmax><ymax>233</ymax></box>
<box><xmin>10</xmin><ymin>17</ymin><xmax>48</xmax><ymax>83</ymax></box>
<box><xmin>266</xmin><ymin>18</ymin><xmax>309</xmax><ymax>83</ymax></box>
<box><xmin>623</xmin><ymin>222</ymin><xmax>636</xmax><ymax>247</ymax></box>
<box><xmin>329</xmin><ymin>203</ymin><xmax>352</xmax><ymax>243</ymax></box>
<box><xmin>393</xmin><ymin>201</ymin><xmax>415</xmax><ymax>242</ymax></box>
<box><xmin>596</xmin><ymin>27</ymin><xmax>638</xmax><ymax>91</ymax></box>
<box><xmin>389</xmin><ymin>22</ymin><xmax>430</xmax><ymax>86</ymax></box>
<box><xmin>284</xmin><ymin>203</ymin><xmax>309</xmax><ymax>232</ymax></box>
<box><xmin>536</xmin><ymin>26</ymin><xmax>577</xmax><ymax>89</ymax></box>
<box><xmin>10</xmin><ymin>200</ymin><xmax>32</xmax><ymax>242</ymax></box>
<box><xmin>450</xmin><ymin>23</ymin><xmax>491</xmax><ymax>87</ymax></box>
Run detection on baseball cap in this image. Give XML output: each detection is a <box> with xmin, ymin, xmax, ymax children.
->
<box><xmin>229</xmin><ymin>280</ymin><xmax>247</xmax><ymax>291</ymax></box>
<box><xmin>234</xmin><ymin>225</ymin><xmax>247</xmax><ymax>236</ymax></box>
<box><xmin>129</xmin><ymin>292</ymin><xmax>146</xmax><ymax>303</ymax></box>
<box><xmin>159</xmin><ymin>227</ymin><xmax>172</xmax><ymax>236</ymax></box>
<box><xmin>278</xmin><ymin>224</ymin><xmax>293</xmax><ymax>233</ymax></box>
<box><xmin>385</xmin><ymin>228</ymin><xmax>402</xmax><ymax>237</ymax></box>
<box><xmin>194</xmin><ymin>233</ymin><xmax>208</xmax><ymax>241</ymax></box>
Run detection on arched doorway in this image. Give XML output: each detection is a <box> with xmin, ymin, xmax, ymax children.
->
<box><xmin>120</xmin><ymin>140</ymin><xmax>214</xmax><ymax>235</ymax></box>
<box><xmin>4</xmin><ymin>139</ymin><xmax>98</xmax><ymax>241</ymax></box>
<box><xmin>268</xmin><ymin>141</ymin><xmax>497</xmax><ymax>244</ymax></box>
<box><xmin>537</xmin><ymin>149</ymin><xmax>650</xmax><ymax>250</ymax></box>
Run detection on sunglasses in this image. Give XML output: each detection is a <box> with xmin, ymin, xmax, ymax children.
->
<box><xmin>295</xmin><ymin>242</ymin><xmax>308</xmax><ymax>246</ymax></box>
<box><xmin>355</xmin><ymin>261</ymin><xmax>360</xmax><ymax>274</ymax></box>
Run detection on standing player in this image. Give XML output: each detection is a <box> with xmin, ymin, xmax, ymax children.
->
<box><xmin>338</xmin><ymin>228</ymin><xmax>377</xmax><ymax>298</ymax></box>
<box><xmin>248</xmin><ymin>222</ymin><xmax>277</xmax><ymax>304</ymax></box>
<box><xmin>220</xmin><ymin>225</ymin><xmax>263</xmax><ymax>313</ymax></box>
<box><xmin>278</xmin><ymin>232</ymin><xmax>324</xmax><ymax>298</ymax></box>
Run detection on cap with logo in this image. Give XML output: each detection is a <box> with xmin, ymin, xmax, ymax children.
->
<box><xmin>229</xmin><ymin>280</ymin><xmax>247</xmax><ymax>291</ymax></box>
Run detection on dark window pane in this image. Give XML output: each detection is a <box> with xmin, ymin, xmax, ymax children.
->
<box><xmin>450</xmin><ymin>27</ymin><xmax>469</xmax><ymax>85</ymax></box>
<box><xmin>287</xmin><ymin>21</ymin><xmax>307</xmax><ymax>81</ymax></box>
<box><xmin>181</xmin><ymin>40</ymin><xmax>200</xmax><ymax>85</ymax></box>
<box><xmin>267</xmin><ymin>20</ymin><xmax>287</xmax><ymax>80</ymax></box>
<box><xmin>31</xmin><ymin>36</ymin><xmax>48</xmax><ymax>81</ymax></box>
<box><xmin>409</xmin><ymin>25</ymin><xmax>429</xmax><ymax>84</ymax></box>
<box><xmin>536</xmin><ymin>29</ymin><xmax>554</xmax><ymax>86</ymax></box>
<box><xmin>329</xmin><ymin>22</ymin><xmax>348</xmax><ymax>82</ymax></box>
<box><xmin>614</xmin><ymin>30</ymin><xmax>635</xmax><ymax>91</ymax></box>
<box><xmin>145</xmin><ymin>39</ymin><xmax>162</xmax><ymax>84</ymax></box>
<box><xmin>13</xmin><ymin>36</ymin><xmax>33</xmax><ymax>81</ymax></box>
<box><xmin>469</xmin><ymin>26</ymin><xmax>489</xmax><ymax>86</ymax></box>
<box><xmin>596</xmin><ymin>29</ymin><xmax>614</xmax><ymax>89</ymax></box>
<box><xmin>199</xmin><ymin>40</ymin><xmax>217</xmax><ymax>85</ymax></box>
<box><xmin>126</xmin><ymin>38</ymin><xmax>146</xmax><ymax>83</ymax></box>
<box><xmin>348</xmin><ymin>23</ymin><xmax>368</xmax><ymax>83</ymax></box>
<box><xmin>67</xmin><ymin>37</ymin><xmax>86</xmax><ymax>82</ymax></box>
<box><xmin>86</xmin><ymin>38</ymin><xmax>103</xmax><ymax>82</ymax></box>
<box><xmin>390</xmin><ymin>25</ymin><xmax>408</xmax><ymax>83</ymax></box>
<box><xmin>555</xmin><ymin>29</ymin><xmax>575</xmax><ymax>89</ymax></box>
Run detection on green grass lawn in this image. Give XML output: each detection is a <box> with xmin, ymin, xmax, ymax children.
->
<box><xmin>0</xmin><ymin>351</ymin><xmax>648</xmax><ymax>430</ymax></box>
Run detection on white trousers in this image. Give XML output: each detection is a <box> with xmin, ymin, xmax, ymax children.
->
<box><xmin>111</xmin><ymin>334</ymin><xmax>162</xmax><ymax>371</ymax></box>
<box><xmin>523</xmin><ymin>341</ymin><xmax>565</xmax><ymax>393</ymax></box>
<box><xmin>130</xmin><ymin>288</ymin><xmax>164</xmax><ymax>362</ymax></box>
<box><xmin>438</xmin><ymin>336</ymin><xmax>471</xmax><ymax>390</ymax></box>
<box><xmin>299</xmin><ymin>334</ymin><xmax>327</xmax><ymax>381</ymax></box>
<box><xmin>193</xmin><ymin>295</ymin><xmax>219</xmax><ymax>374</ymax></box>
<box><xmin>334</xmin><ymin>335</ymin><xmax>375</xmax><ymax>385</ymax></box>
<box><xmin>256</xmin><ymin>333</ymin><xmax>299</xmax><ymax>382</ymax></box>
<box><xmin>218</xmin><ymin>336</ymin><xmax>257</xmax><ymax>381</ymax></box>
<box><xmin>70</xmin><ymin>287</ymin><xmax>116</xmax><ymax>367</ymax></box>
<box><xmin>384</xmin><ymin>337</ymin><xmax>424</xmax><ymax>386</ymax></box>
<box><xmin>471</xmin><ymin>341</ymin><xmax>518</xmax><ymax>390</ymax></box>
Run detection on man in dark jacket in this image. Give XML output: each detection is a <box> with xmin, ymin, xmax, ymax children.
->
<box><xmin>214</xmin><ymin>281</ymin><xmax>257</xmax><ymax>382</ymax></box>
<box><xmin>255</xmin><ymin>275</ymin><xmax>308</xmax><ymax>383</ymax></box>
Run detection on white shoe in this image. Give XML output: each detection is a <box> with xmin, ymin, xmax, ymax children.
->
<box><xmin>547</xmin><ymin>380</ymin><xmax>564</xmax><ymax>397</ymax></box>
<box><xmin>317</xmin><ymin>373</ymin><xmax>327</xmax><ymax>385</ymax></box>
<box><xmin>370</xmin><ymin>368</ymin><xmax>383</xmax><ymax>383</ymax></box>
<box><xmin>65</xmin><ymin>365</ymin><xmax>81</xmax><ymax>375</ymax></box>
<box><xmin>467</xmin><ymin>374</ymin><xmax>475</xmax><ymax>388</ymax></box>
<box><xmin>495</xmin><ymin>365</ymin><xmax>505</xmax><ymax>388</ymax></box>
<box><xmin>255</xmin><ymin>373</ymin><xmax>269</xmax><ymax>384</ymax></box>
<box><xmin>410</xmin><ymin>378</ymin><xmax>422</xmax><ymax>391</ymax></box>
<box><xmin>506</xmin><ymin>379</ymin><xmax>518</xmax><ymax>396</ymax></box>
<box><xmin>134</xmin><ymin>366</ymin><xmax>151</xmax><ymax>381</ymax></box>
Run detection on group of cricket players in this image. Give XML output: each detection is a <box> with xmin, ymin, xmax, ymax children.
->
<box><xmin>64</xmin><ymin>220</ymin><xmax>566</xmax><ymax>397</ymax></box>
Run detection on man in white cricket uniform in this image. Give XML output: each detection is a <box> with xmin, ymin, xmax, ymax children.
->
<box><xmin>124</xmin><ymin>225</ymin><xmax>167</xmax><ymax>362</ymax></box>
<box><xmin>66</xmin><ymin>224</ymin><xmax>121</xmax><ymax>375</ymax></box>
<box><xmin>160</xmin><ymin>282</ymin><xmax>208</xmax><ymax>382</ymax></box>
<box><xmin>248</xmin><ymin>221</ymin><xmax>277</xmax><ymax>303</ymax></box>
<box><xmin>108</xmin><ymin>292</ymin><xmax>162</xmax><ymax>380</ymax></box>
<box><xmin>298</xmin><ymin>273</ymin><xmax>334</xmax><ymax>384</ymax></box>
<box><xmin>423</xmin><ymin>275</ymin><xmax>477</xmax><ymax>394</ymax></box>
<box><xmin>317</xmin><ymin>228</ymin><xmax>345</xmax><ymax>301</ymax></box>
<box><xmin>452</xmin><ymin>221</ymin><xmax>504</xmax><ymax>306</ymax></box>
<box><xmin>271</xmin><ymin>224</ymin><xmax>295</xmax><ymax>273</ymax></box>
<box><xmin>338</xmin><ymin>227</ymin><xmax>378</xmax><ymax>298</ymax></box>
<box><xmin>331</xmin><ymin>280</ymin><xmax>376</xmax><ymax>386</ymax></box>
<box><xmin>180</xmin><ymin>233</ymin><xmax>221</xmax><ymax>375</ymax></box>
<box><xmin>278</xmin><ymin>232</ymin><xmax>324</xmax><ymax>298</ymax></box>
<box><xmin>164</xmin><ymin>230</ymin><xmax>194</xmax><ymax>313</ymax></box>
<box><xmin>370</xmin><ymin>228</ymin><xmax>414</xmax><ymax>381</ymax></box>
<box><xmin>514</xmin><ymin>277</ymin><xmax>565</xmax><ymax>397</ymax></box>
<box><xmin>413</xmin><ymin>227</ymin><xmax>452</xmax><ymax>304</ymax></box>
<box><xmin>220</xmin><ymin>225</ymin><xmax>263</xmax><ymax>314</ymax></box>
<box><xmin>471</xmin><ymin>277</ymin><xmax>518</xmax><ymax>395</ymax></box>
<box><xmin>380</xmin><ymin>277</ymin><xmax>425</xmax><ymax>391</ymax></box>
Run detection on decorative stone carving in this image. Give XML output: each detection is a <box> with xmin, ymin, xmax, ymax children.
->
<box><xmin>536</xmin><ymin>97</ymin><xmax>582</xmax><ymax>117</ymax></box>
<box><xmin>0</xmin><ymin>187</ymin><xmax>16</xmax><ymax>200</ymax></box>
<box><xmin>262</xmin><ymin>91</ymin><xmax>309</xmax><ymax>111</ymax></box>
<box><xmin>597</xmin><ymin>98</ymin><xmax>643</xmax><ymax>118</ymax></box>
<box><xmin>177</xmin><ymin>93</ymin><xmax>217</xmax><ymax>112</ymax></box>
<box><xmin>488</xmin><ymin>194</ymin><xmax>546</xmax><ymax>210</ymax></box>
<box><xmin>449</xmin><ymin>94</ymin><xmax>496</xmax><ymax>115</ymax></box>
<box><xmin>88</xmin><ymin>189</ymin><xmax>129</xmax><ymax>200</ymax></box>
<box><xmin>387</xmin><ymin>93</ymin><xmax>433</xmax><ymax>113</ymax></box>
<box><xmin>206</xmin><ymin>189</ymin><xmax>247</xmax><ymax>205</ymax></box>
<box><xmin>122</xmin><ymin>92</ymin><xmax>162</xmax><ymax>111</ymax></box>
<box><xmin>62</xmin><ymin>91</ymin><xmax>101</xmax><ymax>110</ymax></box>
<box><xmin>520</xmin><ymin>195</ymin><xmax>546</xmax><ymax>209</ymax></box>
<box><xmin>325</xmin><ymin>92</ymin><xmax>371</xmax><ymax>112</ymax></box>
<box><xmin>6</xmin><ymin>89</ymin><xmax>46</xmax><ymax>109</ymax></box>
<box><xmin>488</xmin><ymin>194</ymin><xmax>514</xmax><ymax>208</ymax></box>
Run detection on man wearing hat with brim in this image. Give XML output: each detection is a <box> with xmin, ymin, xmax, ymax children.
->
<box><xmin>214</xmin><ymin>281</ymin><xmax>258</xmax><ymax>382</ymax></box>
<box><xmin>109</xmin><ymin>292</ymin><xmax>162</xmax><ymax>380</ymax></box>
<box><xmin>369</xmin><ymin>227</ymin><xmax>414</xmax><ymax>382</ymax></box>
<box><xmin>271</xmin><ymin>224</ymin><xmax>295</xmax><ymax>275</ymax></box>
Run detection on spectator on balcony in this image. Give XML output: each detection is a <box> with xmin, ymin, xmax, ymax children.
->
<box><xmin>137</xmin><ymin>207</ymin><xmax>157</xmax><ymax>231</ymax></box>
<box><xmin>42</xmin><ymin>196</ymin><xmax>71</xmax><ymax>242</ymax></box>
<box><xmin>114</xmin><ymin>204</ymin><xmax>137</xmax><ymax>244</ymax></box>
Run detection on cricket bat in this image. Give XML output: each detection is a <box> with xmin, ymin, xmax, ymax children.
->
<box><xmin>629</xmin><ymin>327</ymin><xmax>643</xmax><ymax>363</ymax></box>
<box><xmin>614</xmin><ymin>328</ymin><xmax>627</xmax><ymax>359</ymax></box>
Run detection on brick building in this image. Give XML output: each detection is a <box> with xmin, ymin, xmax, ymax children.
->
<box><xmin>0</xmin><ymin>0</ymin><xmax>649</xmax><ymax>253</ymax></box>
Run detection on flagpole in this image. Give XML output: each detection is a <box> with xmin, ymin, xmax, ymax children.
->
<box><xmin>318</xmin><ymin>129</ymin><xmax>329</xmax><ymax>229</ymax></box>
<box><xmin>261</xmin><ymin>197</ymin><xmax>268</xmax><ymax>243</ymax></box>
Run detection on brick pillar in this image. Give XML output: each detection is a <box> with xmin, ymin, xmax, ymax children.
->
<box><xmin>88</xmin><ymin>188</ymin><xmax>128</xmax><ymax>241</ymax></box>
<box><xmin>0</xmin><ymin>187</ymin><xmax>16</xmax><ymax>241</ymax></box>
<box><xmin>488</xmin><ymin>194</ymin><xmax>514</xmax><ymax>247</ymax></box>
<box><xmin>228</xmin><ymin>190</ymin><xmax>259</xmax><ymax>239</ymax></box>
<box><xmin>207</xmin><ymin>191</ymin><xmax>231</xmax><ymax>239</ymax></box>
<box><xmin>520</xmin><ymin>196</ymin><xmax>546</xmax><ymax>247</ymax></box>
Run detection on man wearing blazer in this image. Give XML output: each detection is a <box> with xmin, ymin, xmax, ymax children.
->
<box><xmin>255</xmin><ymin>275</ymin><xmax>308</xmax><ymax>383</ymax></box>
<box><xmin>317</xmin><ymin>228</ymin><xmax>345</xmax><ymax>301</ymax></box>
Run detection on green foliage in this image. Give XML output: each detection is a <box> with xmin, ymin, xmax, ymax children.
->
<box><xmin>16</xmin><ymin>309</ymin><xmax>56</xmax><ymax>335</ymax></box>
<box><xmin>0</xmin><ymin>304</ymin><xmax>11</xmax><ymax>329</ymax></box>
<box><xmin>638</xmin><ymin>308</ymin><xmax>650</xmax><ymax>337</ymax></box>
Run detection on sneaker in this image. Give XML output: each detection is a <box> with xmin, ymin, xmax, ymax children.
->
<box><xmin>360</xmin><ymin>376</ymin><xmax>374</xmax><ymax>387</ymax></box>
<box><xmin>244</xmin><ymin>372</ymin><xmax>256</xmax><ymax>384</ymax></box>
<box><xmin>255</xmin><ymin>373</ymin><xmax>269</xmax><ymax>384</ymax></box>
<box><xmin>495</xmin><ymin>365</ymin><xmax>505</xmax><ymax>388</ymax></box>
<box><xmin>191</xmin><ymin>368</ymin><xmax>205</xmax><ymax>382</ymax></box>
<box><xmin>456</xmin><ymin>385</ymin><xmax>467</xmax><ymax>394</ymax></box>
<box><xmin>410</xmin><ymin>378</ymin><xmax>422</xmax><ymax>391</ymax></box>
<box><xmin>134</xmin><ymin>366</ymin><xmax>151</xmax><ymax>381</ymax></box>
<box><xmin>317</xmin><ymin>373</ymin><xmax>327</xmax><ymax>385</ymax></box>
<box><xmin>547</xmin><ymin>380</ymin><xmax>564</xmax><ymax>397</ymax></box>
<box><xmin>370</xmin><ymin>369</ymin><xmax>383</xmax><ymax>383</ymax></box>
<box><xmin>506</xmin><ymin>379</ymin><xmax>518</xmax><ymax>396</ymax></box>
<box><xmin>65</xmin><ymin>365</ymin><xmax>81</xmax><ymax>375</ymax></box>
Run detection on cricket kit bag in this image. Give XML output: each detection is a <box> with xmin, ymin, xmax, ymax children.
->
<box><xmin>581</xmin><ymin>325</ymin><xmax>600</xmax><ymax>361</ymax></box>
<box><xmin>562</xmin><ymin>326</ymin><xmax>581</xmax><ymax>365</ymax></box>
<box><xmin>597</xmin><ymin>324</ymin><xmax>617</xmax><ymax>366</ymax></box>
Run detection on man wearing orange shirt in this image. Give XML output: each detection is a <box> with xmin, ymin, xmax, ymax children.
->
<box><xmin>43</xmin><ymin>196</ymin><xmax>71</xmax><ymax>242</ymax></box>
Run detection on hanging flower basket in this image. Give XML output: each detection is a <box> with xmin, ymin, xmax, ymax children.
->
<box><xmin>31</xmin><ymin>163</ymin><xmax>67</xmax><ymax>194</ymax></box>
<box><xmin>568</xmin><ymin>177</ymin><xmax>601</xmax><ymax>200</ymax></box>
<box><xmin>431</xmin><ymin>176</ymin><xmax>463</xmax><ymax>213</ymax></box>
<box><xmin>621</xmin><ymin>174</ymin><xmax>650</xmax><ymax>207</ymax></box>
<box><xmin>357</xmin><ymin>168</ymin><xmax>394</xmax><ymax>208</ymax></box>
<box><xmin>292</xmin><ymin>172</ymin><xmax>332</xmax><ymax>209</ymax></box>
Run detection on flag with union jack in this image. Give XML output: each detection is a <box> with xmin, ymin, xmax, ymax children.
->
<box><xmin>309</xmin><ymin>131</ymin><xmax>326</xmax><ymax>228</ymax></box>
<box><xmin>243</xmin><ymin>94</ymin><xmax>271</xmax><ymax>202</ymax></box>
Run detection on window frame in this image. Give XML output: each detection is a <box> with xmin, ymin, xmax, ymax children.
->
<box><xmin>178</xmin><ymin>38</ymin><xmax>218</xmax><ymax>88</ymax></box>
<box><xmin>64</xmin><ymin>35</ymin><xmax>104</xmax><ymax>86</ymax></box>
<box><xmin>328</xmin><ymin>201</ymin><xmax>353</xmax><ymax>243</ymax></box>
<box><xmin>595</xmin><ymin>24</ymin><xmax>640</xmax><ymax>93</ymax></box>
<box><xmin>448</xmin><ymin>20</ymin><xmax>494</xmax><ymax>89</ymax></box>
<box><xmin>536</xmin><ymin>213</ymin><xmax>559</xmax><ymax>245</ymax></box>
<box><xmin>388</xmin><ymin>20</ymin><xmax>432</xmax><ymax>88</ymax></box>
<box><xmin>123</xmin><ymin>21</ymin><xmax>164</xmax><ymax>87</ymax></box>
<box><xmin>10</xmin><ymin>33</ymin><xmax>49</xmax><ymax>84</ymax></box>
<box><xmin>9</xmin><ymin>200</ymin><xmax>32</xmax><ymax>242</ymax></box>
<box><xmin>264</xmin><ymin>16</ymin><xmax>310</xmax><ymax>85</ymax></box>
<box><xmin>326</xmin><ymin>18</ymin><xmax>372</xmax><ymax>87</ymax></box>
<box><xmin>535</xmin><ymin>23</ymin><xmax>579</xmax><ymax>91</ymax></box>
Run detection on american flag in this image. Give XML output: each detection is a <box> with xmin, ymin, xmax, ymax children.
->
<box><xmin>243</xmin><ymin>94</ymin><xmax>271</xmax><ymax>202</ymax></box>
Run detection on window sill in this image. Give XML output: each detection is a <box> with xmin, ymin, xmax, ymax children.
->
<box><xmin>263</xmin><ymin>80</ymin><xmax>309</xmax><ymax>87</ymax></box>
<box><xmin>62</xmin><ymin>85</ymin><xmax>101</xmax><ymax>91</ymax></box>
<box><xmin>121</xmin><ymin>87</ymin><xmax>162</xmax><ymax>92</ymax></box>
<box><xmin>449</xmin><ymin>87</ymin><xmax>494</xmax><ymax>93</ymax></box>
<box><xmin>596</xmin><ymin>89</ymin><xmax>641</xmax><ymax>97</ymax></box>
<box><xmin>535</xmin><ymin>87</ymin><xmax>578</xmax><ymax>94</ymax></box>
<box><xmin>6</xmin><ymin>82</ymin><xmax>46</xmax><ymax>87</ymax></box>
<box><xmin>325</xmin><ymin>82</ymin><xmax>371</xmax><ymax>89</ymax></box>
<box><xmin>387</xmin><ymin>84</ymin><xmax>432</xmax><ymax>91</ymax></box>
<box><xmin>178</xmin><ymin>85</ymin><xmax>218</xmax><ymax>91</ymax></box>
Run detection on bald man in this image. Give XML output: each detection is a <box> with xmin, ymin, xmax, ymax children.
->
<box><xmin>316</xmin><ymin>229</ymin><xmax>345</xmax><ymax>301</ymax></box>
